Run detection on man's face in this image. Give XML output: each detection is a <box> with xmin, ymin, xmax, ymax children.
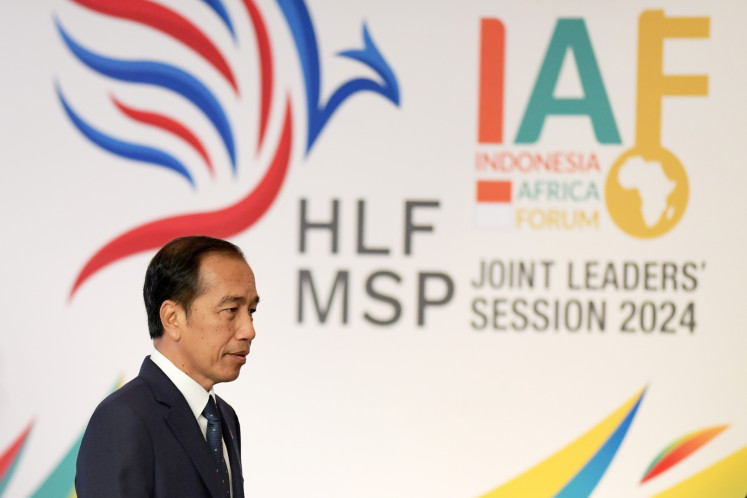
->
<box><xmin>176</xmin><ymin>253</ymin><xmax>258</xmax><ymax>391</ymax></box>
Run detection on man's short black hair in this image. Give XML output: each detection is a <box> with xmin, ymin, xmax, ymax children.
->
<box><xmin>144</xmin><ymin>236</ymin><xmax>245</xmax><ymax>339</ymax></box>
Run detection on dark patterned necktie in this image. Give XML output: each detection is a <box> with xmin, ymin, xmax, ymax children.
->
<box><xmin>203</xmin><ymin>396</ymin><xmax>231</xmax><ymax>496</ymax></box>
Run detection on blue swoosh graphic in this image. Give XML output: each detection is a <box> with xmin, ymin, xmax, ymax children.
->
<box><xmin>201</xmin><ymin>0</ymin><xmax>236</xmax><ymax>39</ymax></box>
<box><xmin>554</xmin><ymin>391</ymin><xmax>646</xmax><ymax>498</ymax></box>
<box><xmin>55</xmin><ymin>19</ymin><xmax>236</xmax><ymax>173</ymax></box>
<box><xmin>328</xmin><ymin>23</ymin><xmax>400</xmax><ymax>123</ymax></box>
<box><xmin>57</xmin><ymin>86</ymin><xmax>195</xmax><ymax>187</ymax></box>
<box><xmin>276</xmin><ymin>0</ymin><xmax>399</xmax><ymax>152</ymax></box>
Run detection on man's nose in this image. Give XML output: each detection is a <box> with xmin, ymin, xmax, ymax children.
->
<box><xmin>236</xmin><ymin>313</ymin><xmax>256</xmax><ymax>341</ymax></box>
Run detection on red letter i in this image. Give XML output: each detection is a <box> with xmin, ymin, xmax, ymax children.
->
<box><xmin>478</xmin><ymin>19</ymin><xmax>505</xmax><ymax>144</ymax></box>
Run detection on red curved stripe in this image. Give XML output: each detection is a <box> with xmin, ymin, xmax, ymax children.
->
<box><xmin>69</xmin><ymin>98</ymin><xmax>292</xmax><ymax>298</ymax></box>
<box><xmin>0</xmin><ymin>422</ymin><xmax>33</xmax><ymax>479</ymax></box>
<box><xmin>111</xmin><ymin>95</ymin><xmax>214</xmax><ymax>177</ymax></box>
<box><xmin>242</xmin><ymin>0</ymin><xmax>273</xmax><ymax>151</ymax></box>
<box><xmin>642</xmin><ymin>426</ymin><xmax>727</xmax><ymax>483</ymax></box>
<box><xmin>70</xmin><ymin>0</ymin><xmax>238</xmax><ymax>93</ymax></box>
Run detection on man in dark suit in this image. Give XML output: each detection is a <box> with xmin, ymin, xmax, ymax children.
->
<box><xmin>76</xmin><ymin>236</ymin><xmax>259</xmax><ymax>497</ymax></box>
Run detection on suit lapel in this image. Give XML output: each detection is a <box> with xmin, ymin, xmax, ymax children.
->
<box><xmin>217</xmin><ymin>398</ymin><xmax>244</xmax><ymax>498</ymax></box>
<box><xmin>140</xmin><ymin>358</ymin><xmax>224</xmax><ymax>498</ymax></box>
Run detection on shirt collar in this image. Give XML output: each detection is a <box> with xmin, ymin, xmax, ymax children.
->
<box><xmin>150</xmin><ymin>348</ymin><xmax>215</xmax><ymax>420</ymax></box>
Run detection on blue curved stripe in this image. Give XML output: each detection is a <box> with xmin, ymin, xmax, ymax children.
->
<box><xmin>554</xmin><ymin>391</ymin><xmax>646</xmax><ymax>498</ymax></box>
<box><xmin>57</xmin><ymin>86</ymin><xmax>195</xmax><ymax>187</ymax></box>
<box><xmin>338</xmin><ymin>24</ymin><xmax>399</xmax><ymax>105</ymax></box>
<box><xmin>319</xmin><ymin>78</ymin><xmax>384</xmax><ymax>137</ymax></box>
<box><xmin>276</xmin><ymin>0</ymin><xmax>320</xmax><ymax>152</ymax></box>
<box><xmin>201</xmin><ymin>0</ymin><xmax>236</xmax><ymax>39</ymax></box>
<box><xmin>56</xmin><ymin>20</ymin><xmax>236</xmax><ymax>172</ymax></box>
<box><xmin>277</xmin><ymin>0</ymin><xmax>399</xmax><ymax>153</ymax></box>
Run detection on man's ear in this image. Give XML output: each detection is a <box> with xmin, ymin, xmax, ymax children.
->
<box><xmin>160</xmin><ymin>300</ymin><xmax>182</xmax><ymax>340</ymax></box>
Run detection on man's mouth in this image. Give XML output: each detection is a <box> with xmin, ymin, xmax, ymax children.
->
<box><xmin>228</xmin><ymin>350</ymin><xmax>249</xmax><ymax>360</ymax></box>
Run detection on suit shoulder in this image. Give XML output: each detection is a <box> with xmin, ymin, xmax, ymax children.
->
<box><xmin>77</xmin><ymin>377</ymin><xmax>158</xmax><ymax>497</ymax></box>
<box><xmin>96</xmin><ymin>375</ymin><xmax>151</xmax><ymax>407</ymax></box>
<box><xmin>87</xmin><ymin>375</ymin><xmax>161</xmax><ymax>426</ymax></box>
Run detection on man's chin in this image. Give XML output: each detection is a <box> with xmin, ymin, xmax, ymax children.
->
<box><xmin>216</xmin><ymin>365</ymin><xmax>243</xmax><ymax>384</ymax></box>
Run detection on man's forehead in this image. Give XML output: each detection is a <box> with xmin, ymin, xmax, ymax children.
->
<box><xmin>196</xmin><ymin>253</ymin><xmax>256</xmax><ymax>292</ymax></box>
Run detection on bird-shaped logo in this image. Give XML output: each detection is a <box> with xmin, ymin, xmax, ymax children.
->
<box><xmin>54</xmin><ymin>0</ymin><xmax>400</xmax><ymax>299</ymax></box>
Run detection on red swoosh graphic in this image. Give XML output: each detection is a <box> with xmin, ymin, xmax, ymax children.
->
<box><xmin>70</xmin><ymin>0</ymin><xmax>238</xmax><ymax>93</ymax></box>
<box><xmin>69</xmin><ymin>98</ymin><xmax>293</xmax><ymax>299</ymax></box>
<box><xmin>242</xmin><ymin>0</ymin><xmax>274</xmax><ymax>150</ymax></box>
<box><xmin>641</xmin><ymin>425</ymin><xmax>728</xmax><ymax>483</ymax></box>
<box><xmin>112</xmin><ymin>95</ymin><xmax>215</xmax><ymax>177</ymax></box>
<box><xmin>0</xmin><ymin>422</ymin><xmax>33</xmax><ymax>481</ymax></box>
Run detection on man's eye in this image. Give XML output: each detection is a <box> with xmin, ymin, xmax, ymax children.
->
<box><xmin>223</xmin><ymin>307</ymin><xmax>238</xmax><ymax>314</ymax></box>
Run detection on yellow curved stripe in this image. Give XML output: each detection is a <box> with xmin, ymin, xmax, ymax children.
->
<box><xmin>650</xmin><ymin>445</ymin><xmax>747</xmax><ymax>498</ymax></box>
<box><xmin>480</xmin><ymin>388</ymin><xmax>645</xmax><ymax>498</ymax></box>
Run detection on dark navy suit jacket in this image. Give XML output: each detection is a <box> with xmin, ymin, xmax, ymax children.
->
<box><xmin>75</xmin><ymin>357</ymin><xmax>244</xmax><ymax>497</ymax></box>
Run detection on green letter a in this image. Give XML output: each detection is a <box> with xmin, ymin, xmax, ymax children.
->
<box><xmin>515</xmin><ymin>19</ymin><xmax>621</xmax><ymax>144</ymax></box>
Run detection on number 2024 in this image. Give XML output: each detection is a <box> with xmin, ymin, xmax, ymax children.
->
<box><xmin>620</xmin><ymin>301</ymin><xmax>695</xmax><ymax>333</ymax></box>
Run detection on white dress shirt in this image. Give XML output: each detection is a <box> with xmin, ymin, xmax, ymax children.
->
<box><xmin>150</xmin><ymin>349</ymin><xmax>233</xmax><ymax>496</ymax></box>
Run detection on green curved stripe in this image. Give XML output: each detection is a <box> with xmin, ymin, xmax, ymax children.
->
<box><xmin>29</xmin><ymin>434</ymin><xmax>81</xmax><ymax>498</ymax></box>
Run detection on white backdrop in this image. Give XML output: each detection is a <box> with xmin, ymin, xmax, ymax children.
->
<box><xmin>1</xmin><ymin>1</ymin><xmax>746</xmax><ymax>497</ymax></box>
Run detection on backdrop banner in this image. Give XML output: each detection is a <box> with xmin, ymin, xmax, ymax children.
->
<box><xmin>1</xmin><ymin>1</ymin><xmax>745</xmax><ymax>497</ymax></box>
